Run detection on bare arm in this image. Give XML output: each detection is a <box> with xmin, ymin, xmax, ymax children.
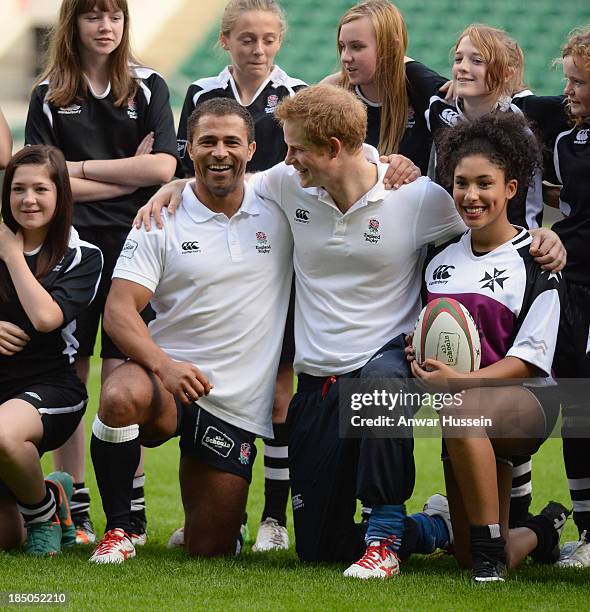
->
<box><xmin>104</xmin><ymin>279</ymin><xmax>212</xmax><ymax>402</ymax></box>
<box><xmin>542</xmin><ymin>181</ymin><xmax>562</xmax><ymax>209</ymax></box>
<box><xmin>0</xmin><ymin>106</ymin><xmax>12</xmax><ymax>169</ymax></box>
<box><xmin>67</xmin><ymin>152</ymin><xmax>177</xmax><ymax>188</ymax></box>
<box><xmin>0</xmin><ymin>225</ymin><xmax>63</xmax><ymax>333</ymax></box>
<box><xmin>411</xmin><ymin>355</ymin><xmax>537</xmax><ymax>392</ymax></box>
<box><xmin>70</xmin><ymin>177</ymin><xmax>137</xmax><ymax>202</ymax></box>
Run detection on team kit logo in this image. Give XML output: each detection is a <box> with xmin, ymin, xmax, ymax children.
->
<box><xmin>364</xmin><ymin>218</ymin><xmax>381</xmax><ymax>244</ymax></box>
<box><xmin>201</xmin><ymin>426</ymin><xmax>235</xmax><ymax>458</ymax></box>
<box><xmin>120</xmin><ymin>239</ymin><xmax>138</xmax><ymax>259</ymax></box>
<box><xmin>406</xmin><ymin>105</ymin><xmax>416</xmax><ymax>129</ymax></box>
<box><xmin>264</xmin><ymin>94</ymin><xmax>279</xmax><ymax>114</ymax></box>
<box><xmin>255</xmin><ymin>231</ymin><xmax>271</xmax><ymax>253</ymax></box>
<box><xmin>440</xmin><ymin>108</ymin><xmax>459</xmax><ymax>127</ymax></box>
<box><xmin>294</xmin><ymin>208</ymin><xmax>310</xmax><ymax>224</ymax></box>
<box><xmin>238</xmin><ymin>443</ymin><xmax>251</xmax><ymax>466</ymax></box>
<box><xmin>479</xmin><ymin>268</ymin><xmax>509</xmax><ymax>292</ymax></box>
<box><xmin>430</xmin><ymin>264</ymin><xmax>455</xmax><ymax>284</ymax></box>
<box><xmin>181</xmin><ymin>241</ymin><xmax>201</xmax><ymax>254</ymax></box>
<box><xmin>58</xmin><ymin>104</ymin><xmax>82</xmax><ymax>115</ymax></box>
<box><xmin>127</xmin><ymin>96</ymin><xmax>138</xmax><ymax>120</ymax></box>
<box><xmin>575</xmin><ymin>129</ymin><xmax>589</xmax><ymax>145</ymax></box>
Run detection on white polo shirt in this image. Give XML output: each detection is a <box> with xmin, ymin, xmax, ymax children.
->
<box><xmin>249</xmin><ymin>145</ymin><xmax>466</xmax><ymax>376</ymax></box>
<box><xmin>113</xmin><ymin>181</ymin><xmax>293</xmax><ymax>437</ymax></box>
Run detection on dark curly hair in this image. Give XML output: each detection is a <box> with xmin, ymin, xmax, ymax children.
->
<box><xmin>436</xmin><ymin>113</ymin><xmax>542</xmax><ymax>194</ymax></box>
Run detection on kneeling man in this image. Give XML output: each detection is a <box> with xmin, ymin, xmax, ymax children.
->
<box><xmin>89</xmin><ymin>98</ymin><xmax>292</xmax><ymax>563</ymax></box>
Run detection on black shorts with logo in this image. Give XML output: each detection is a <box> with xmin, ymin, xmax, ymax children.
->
<box><xmin>0</xmin><ymin>369</ymin><xmax>87</xmax><ymax>455</ymax></box>
<box><xmin>178</xmin><ymin>402</ymin><xmax>257</xmax><ymax>483</ymax></box>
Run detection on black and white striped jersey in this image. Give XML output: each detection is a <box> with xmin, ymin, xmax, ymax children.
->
<box><xmin>25</xmin><ymin>67</ymin><xmax>179</xmax><ymax>230</ymax></box>
<box><xmin>0</xmin><ymin>230</ymin><xmax>102</xmax><ymax>384</ymax></box>
<box><xmin>176</xmin><ymin>65</ymin><xmax>307</xmax><ymax>176</ymax></box>
<box><xmin>425</xmin><ymin>228</ymin><xmax>561</xmax><ymax>375</ymax></box>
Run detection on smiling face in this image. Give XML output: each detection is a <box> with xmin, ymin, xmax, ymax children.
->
<box><xmin>563</xmin><ymin>55</ymin><xmax>590</xmax><ymax>119</ymax></box>
<box><xmin>10</xmin><ymin>164</ymin><xmax>58</xmax><ymax>238</ymax></box>
<box><xmin>188</xmin><ymin>113</ymin><xmax>255</xmax><ymax>199</ymax></box>
<box><xmin>453</xmin><ymin>154</ymin><xmax>516</xmax><ymax>234</ymax></box>
<box><xmin>220</xmin><ymin>10</ymin><xmax>282</xmax><ymax>84</ymax></box>
<box><xmin>452</xmin><ymin>36</ymin><xmax>490</xmax><ymax>100</ymax></box>
<box><xmin>283</xmin><ymin>119</ymin><xmax>332</xmax><ymax>189</ymax></box>
<box><xmin>338</xmin><ymin>16</ymin><xmax>378</xmax><ymax>87</ymax></box>
<box><xmin>76</xmin><ymin>4</ymin><xmax>124</xmax><ymax>59</ymax></box>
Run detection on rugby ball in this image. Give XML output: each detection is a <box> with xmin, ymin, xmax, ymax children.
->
<box><xmin>412</xmin><ymin>297</ymin><xmax>481</xmax><ymax>373</ymax></box>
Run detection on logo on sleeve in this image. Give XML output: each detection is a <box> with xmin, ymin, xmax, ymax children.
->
<box><xmin>364</xmin><ymin>218</ymin><xmax>381</xmax><ymax>244</ymax></box>
<box><xmin>58</xmin><ymin>104</ymin><xmax>82</xmax><ymax>115</ymax></box>
<box><xmin>440</xmin><ymin>108</ymin><xmax>459</xmax><ymax>127</ymax></box>
<box><xmin>120</xmin><ymin>239</ymin><xmax>138</xmax><ymax>259</ymax></box>
<box><xmin>238</xmin><ymin>442</ymin><xmax>252</xmax><ymax>465</ymax></box>
<box><xmin>127</xmin><ymin>96</ymin><xmax>138</xmax><ymax>120</ymax></box>
<box><xmin>265</xmin><ymin>94</ymin><xmax>279</xmax><ymax>114</ymax></box>
<box><xmin>575</xmin><ymin>129</ymin><xmax>589</xmax><ymax>145</ymax></box>
<box><xmin>181</xmin><ymin>241</ymin><xmax>201</xmax><ymax>254</ymax></box>
<box><xmin>294</xmin><ymin>208</ymin><xmax>310</xmax><ymax>224</ymax></box>
<box><xmin>256</xmin><ymin>231</ymin><xmax>271</xmax><ymax>253</ymax></box>
<box><xmin>201</xmin><ymin>426</ymin><xmax>235</xmax><ymax>457</ymax></box>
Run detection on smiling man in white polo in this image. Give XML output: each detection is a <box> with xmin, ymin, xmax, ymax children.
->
<box><xmin>88</xmin><ymin>98</ymin><xmax>293</xmax><ymax>564</ymax></box>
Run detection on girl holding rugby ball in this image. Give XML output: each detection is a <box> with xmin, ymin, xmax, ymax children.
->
<box><xmin>408</xmin><ymin>113</ymin><xmax>568</xmax><ymax>582</ymax></box>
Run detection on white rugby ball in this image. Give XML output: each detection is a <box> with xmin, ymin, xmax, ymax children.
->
<box><xmin>412</xmin><ymin>297</ymin><xmax>481</xmax><ymax>373</ymax></box>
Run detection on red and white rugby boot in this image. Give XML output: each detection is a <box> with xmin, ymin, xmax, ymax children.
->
<box><xmin>89</xmin><ymin>528</ymin><xmax>136</xmax><ymax>564</ymax></box>
<box><xmin>343</xmin><ymin>535</ymin><xmax>400</xmax><ymax>579</ymax></box>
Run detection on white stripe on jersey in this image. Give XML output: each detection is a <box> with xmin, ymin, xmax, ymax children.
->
<box><xmin>554</xmin><ymin>126</ymin><xmax>577</xmax><ymax>185</ymax></box>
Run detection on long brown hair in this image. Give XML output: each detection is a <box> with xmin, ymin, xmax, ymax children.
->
<box><xmin>337</xmin><ymin>0</ymin><xmax>408</xmax><ymax>155</ymax></box>
<box><xmin>0</xmin><ymin>146</ymin><xmax>73</xmax><ymax>302</ymax></box>
<box><xmin>36</xmin><ymin>0</ymin><xmax>137</xmax><ymax>108</ymax></box>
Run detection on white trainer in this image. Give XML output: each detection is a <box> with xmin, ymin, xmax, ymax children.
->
<box><xmin>252</xmin><ymin>518</ymin><xmax>289</xmax><ymax>552</ymax></box>
<box><xmin>343</xmin><ymin>539</ymin><xmax>400</xmax><ymax>579</ymax></box>
<box><xmin>89</xmin><ymin>528</ymin><xmax>135</xmax><ymax>564</ymax></box>
<box><xmin>556</xmin><ymin>531</ymin><xmax>590</xmax><ymax>568</ymax></box>
<box><xmin>167</xmin><ymin>527</ymin><xmax>184</xmax><ymax>549</ymax></box>
<box><xmin>423</xmin><ymin>493</ymin><xmax>453</xmax><ymax>545</ymax></box>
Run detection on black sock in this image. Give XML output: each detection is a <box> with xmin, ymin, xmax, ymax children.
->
<box><xmin>18</xmin><ymin>486</ymin><xmax>56</xmax><ymax>524</ymax></box>
<box><xmin>470</xmin><ymin>524</ymin><xmax>506</xmax><ymax>565</ymax></box>
<box><xmin>573</xmin><ymin>511</ymin><xmax>590</xmax><ymax>540</ymax></box>
<box><xmin>91</xmin><ymin>418</ymin><xmax>140</xmax><ymax>535</ymax></box>
<box><xmin>71</xmin><ymin>481</ymin><xmax>90</xmax><ymax>518</ymax></box>
<box><xmin>509</xmin><ymin>493</ymin><xmax>532</xmax><ymax>528</ymax></box>
<box><xmin>130</xmin><ymin>473</ymin><xmax>146</xmax><ymax>525</ymax></box>
<box><xmin>523</xmin><ymin>514</ymin><xmax>557</xmax><ymax>563</ymax></box>
<box><xmin>261</xmin><ymin>423</ymin><xmax>289</xmax><ymax>527</ymax></box>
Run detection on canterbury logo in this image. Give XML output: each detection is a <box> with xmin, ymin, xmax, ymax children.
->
<box><xmin>295</xmin><ymin>208</ymin><xmax>310</xmax><ymax>223</ymax></box>
<box><xmin>432</xmin><ymin>265</ymin><xmax>455</xmax><ymax>280</ymax></box>
<box><xmin>181</xmin><ymin>241</ymin><xmax>200</xmax><ymax>252</ymax></box>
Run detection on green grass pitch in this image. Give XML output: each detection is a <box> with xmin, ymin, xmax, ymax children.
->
<box><xmin>1</xmin><ymin>359</ymin><xmax>588</xmax><ymax>610</ymax></box>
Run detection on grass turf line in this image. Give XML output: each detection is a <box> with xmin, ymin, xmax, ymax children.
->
<box><xmin>0</xmin><ymin>358</ymin><xmax>587</xmax><ymax>610</ymax></box>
